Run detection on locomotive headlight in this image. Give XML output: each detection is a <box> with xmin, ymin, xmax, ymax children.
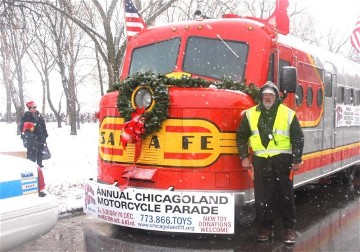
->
<box><xmin>132</xmin><ymin>86</ymin><xmax>154</xmax><ymax>110</ymax></box>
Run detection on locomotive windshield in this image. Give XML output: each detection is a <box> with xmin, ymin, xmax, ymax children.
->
<box><xmin>184</xmin><ymin>37</ymin><xmax>248</xmax><ymax>82</ymax></box>
<box><xmin>129</xmin><ymin>36</ymin><xmax>248</xmax><ymax>82</ymax></box>
<box><xmin>130</xmin><ymin>38</ymin><xmax>181</xmax><ymax>75</ymax></box>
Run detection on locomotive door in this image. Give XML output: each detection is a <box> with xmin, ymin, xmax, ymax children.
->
<box><xmin>321</xmin><ymin>62</ymin><xmax>336</xmax><ymax>173</ymax></box>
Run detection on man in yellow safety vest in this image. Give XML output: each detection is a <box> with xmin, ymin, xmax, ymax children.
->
<box><xmin>236</xmin><ymin>81</ymin><xmax>304</xmax><ymax>245</ymax></box>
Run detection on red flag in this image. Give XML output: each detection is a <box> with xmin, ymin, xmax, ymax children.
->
<box><xmin>266</xmin><ymin>0</ymin><xmax>289</xmax><ymax>35</ymax></box>
<box><xmin>245</xmin><ymin>0</ymin><xmax>289</xmax><ymax>35</ymax></box>
<box><xmin>124</xmin><ymin>0</ymin><xmax>146</xmax><ymax>41</ymax></box>
<box><xmin>351</xmin><ymin>16</ymin><xmax>360</xmax><ymax>52</ymax></box>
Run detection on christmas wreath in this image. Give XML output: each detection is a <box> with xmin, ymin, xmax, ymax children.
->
<box><xmin>111</xmin><ymin>71</ymin><xmax>260</xmax><ymax>137</ymax></box>
<box><xmin>115</xmin><ymin>72</ymin><xmax>171</xmax><ymax>135</ymax></box>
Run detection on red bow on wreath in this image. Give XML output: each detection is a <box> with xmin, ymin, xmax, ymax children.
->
<box><xmin>119</xmin><ymin>107</ymin><xmax>146</xmax><ymax>190</ymax></box>
<box><xmin>120</xmin><ymin>107</ymin><xmax>146</xmax><ymax>161</ymax></box>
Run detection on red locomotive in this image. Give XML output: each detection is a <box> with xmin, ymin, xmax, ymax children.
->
<box><xmin>84</xmin><ymin>2</ymin><xmax>360</xmax><ymax>234</ymax></box>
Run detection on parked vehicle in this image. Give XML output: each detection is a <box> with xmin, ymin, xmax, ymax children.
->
<box><xmin>0</xmin><ymin>154</ymin><xmax>58</xmax><ymax>251</ymax></box>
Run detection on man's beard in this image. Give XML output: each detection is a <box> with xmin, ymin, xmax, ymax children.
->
<box><xmin>263</xmin><ymin>101</ymin><xmax>274</xmax><ymax>109</ymax></box>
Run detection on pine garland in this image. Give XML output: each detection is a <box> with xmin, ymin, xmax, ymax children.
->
<box><xmin>111</xmin><ymin>72</ymin><xmax>260</xmax><ymax>136</ymax></box>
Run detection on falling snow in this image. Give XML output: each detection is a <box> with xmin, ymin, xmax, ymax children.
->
<box><xmin>0</xmin><ymin>122</ymin><xmax>98</xmax><ymax>214</ymax></box>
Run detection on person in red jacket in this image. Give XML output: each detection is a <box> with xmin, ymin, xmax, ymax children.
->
<box><xmin>20</xmin><ymin>101</ymin><xmax>48</xmax><ymax>168</ymax></box>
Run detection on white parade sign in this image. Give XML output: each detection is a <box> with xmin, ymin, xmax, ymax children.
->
<box><xmin>84</xmin><ymin>180</ymin><xmax>235</xmax><ymax>234</ymax></box>
<box><xmin>335</xmin><ymin>104</ymin><xmax>360</xmax><ymax>127</ymax></box>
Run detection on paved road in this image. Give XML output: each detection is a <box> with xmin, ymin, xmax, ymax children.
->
<box><xmin>11</xmin><ymin>171</ymin><xmax>360</xmax><ymax>252</ymax></box>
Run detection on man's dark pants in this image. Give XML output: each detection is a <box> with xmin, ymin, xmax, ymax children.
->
<box><xmin>253</xmin><ymin>154</ymin><xmax>296</xmax><ymax>230</ymax></box>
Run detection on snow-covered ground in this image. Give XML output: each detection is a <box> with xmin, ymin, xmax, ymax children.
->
<box><xmin>0</xmin><ymin>122</ymin><xmax>98</xmax><ymax>215</ymax></box>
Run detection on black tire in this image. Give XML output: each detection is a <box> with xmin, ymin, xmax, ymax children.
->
<box><xmin>344</xmin><ymin>166</ymin><xmax>356</xmax><ymax>182</ymax></box>
<box><xmin>235</xmin><ymin>204</ymin><xmax>256</xmax><ymax>227</ymax></box>
<box><xmin>333</xmin><ymin>166</ymin><xmax>356</xmax><ymax>184</ymax></box>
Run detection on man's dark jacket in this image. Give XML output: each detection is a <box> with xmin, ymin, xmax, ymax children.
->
<box><xmin>20</xmin><ymin>111</ymin><xmax>48</xmax><ymax>144</ymax></box>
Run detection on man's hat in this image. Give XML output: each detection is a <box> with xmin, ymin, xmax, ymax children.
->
<box><xmin>260</xmin><ymin>81</ymin><xmax>279</xmax><ymax>99</ymax></box>
<box><xmin>22</xmin><ymin>122</ymin><xmax>35</xmax><ymax>132</ymax></box>
<box><xmin>262</xmin><ymin>87</ymin><xmax>276</xmax><ymax>95</ymax></box>
<box><xmin>26</xmin><ymin>101</ymin><xmax>36</xmax><ymax>109</ymax></box>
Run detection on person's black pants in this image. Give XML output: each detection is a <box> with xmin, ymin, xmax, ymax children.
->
<box><xmin>27</xmin><ymin>144</ymin><xmax>44</xmax><ymax>167</ymax></box>
<box><xmin>36</xmin><ymin>143</ymin><xmax>44</xmax><ymax>167</ymax></box>
<box><xmin>253</xmin><ymin>154</ymin><xmax>296</xmax><ymax>230</ymax></box>
<box><xmin>27</xmin><ymin>147</ymin><xmax>37</xmax><ymax>163</ymax></box>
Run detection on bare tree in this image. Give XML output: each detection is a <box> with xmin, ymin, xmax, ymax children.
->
<box><xmin>8</xmin><ymin>0</ymin><xmax>179</xmax><ymax>90</ymax></box>
<box><xmin>2</xmin><ymin>0</ymin><xmax>180</xmax><ymax>136</ymax></box>
<box><xmin>0</xmin><ymin>3</ymin><xmax>32</xmax><ymax>132</ymax></box>
<box><xmin>80</xmin><ymin>1</ymin><xmax>106</xmax><ymax>96</ymax></box>
<box><xmin>348</xmin><ymin>49</ymin><xmax>360</xmax><ymax>63</ymax></box>
<box><xmin>41</xmin><ymin>0</ymin><xmax>87</xmax><ymax>135</ymax></box>
<box><xmin>0</xmin><ymin>21</ymin><xmax>13</xmax><ymax>123</ymax></box>
<box><xmin>26</xmin><ymin>6</ymin><xmax>65</xmax><ymax>128</ymax></box>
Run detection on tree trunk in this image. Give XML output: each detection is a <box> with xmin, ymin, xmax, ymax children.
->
<box><xmin>95</xmin><ymin>44</ymin><xmax>105</xmax><ymax>96</ymax></box>
<box><xmin>0</xmin><ymin>26</ymin><xmax>14</xmax><ymax>124</ymax></box>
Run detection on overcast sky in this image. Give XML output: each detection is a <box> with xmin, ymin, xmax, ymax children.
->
<box><xmin>296</xmin><ymin>0</ymin><xmax>360</xmax><ymax>35</ymax></box>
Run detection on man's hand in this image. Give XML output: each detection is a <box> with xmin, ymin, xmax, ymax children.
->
<box><xmin>242</xmin><ymin>157</ymin><xmax>253</xmax><ymax>170</ymax></box>
<box><xmin>291</xmin><ymin>163</ymin><xmax>301</xmax><ymax>171</ymax></box>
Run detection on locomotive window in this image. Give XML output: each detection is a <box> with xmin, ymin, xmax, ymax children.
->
<box><xmin>130</xmin><ymin>38</ymin><xmax>180</xmax><ymax>75</ymax></box>
<box><xmin>316</xmin><ymin>88</ymin><xmax>323</xmax><ymax>107</ymax></box>
<box><xmin>336</xmin><ymin>86</ymin><xmax>344</xmax><ymax>104</ymax></box>
<box><xmin>296</xmin><ymin>85</ymin><xmax>303</xmax><ymax>106</ymax></box>
<box><xmin>344</xmin><ymin>88</ymin><xmax>354</xmax><ymax>105</ymax></box>
<box><xmin>266</xmin><ymin>57</ymin><xmax>290</xmax><ymax>83</ymax></box>
<box><xmin>183</xmin><ymin>37</ymin><xmax>248</xmax><ymax>82</ymax></box>
<box><xmin>356</xmin><ymin>90</ymin><xmax>360</xmax><ymax>105</ymax></box>
<box><xmin>324</xmin><ymin>72</ymin><xmax>332</xmax><ymax>97</ymax></box>
<box><xmin>306</xmin><ymin>87</ymin><xmax>313</xmax><ymax>106</ymax></box>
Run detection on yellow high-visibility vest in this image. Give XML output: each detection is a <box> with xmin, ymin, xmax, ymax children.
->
<box><xmin>246</xmin><ymin>104</ymin><xmax>295</xmax><ymax>157</ymax></box>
